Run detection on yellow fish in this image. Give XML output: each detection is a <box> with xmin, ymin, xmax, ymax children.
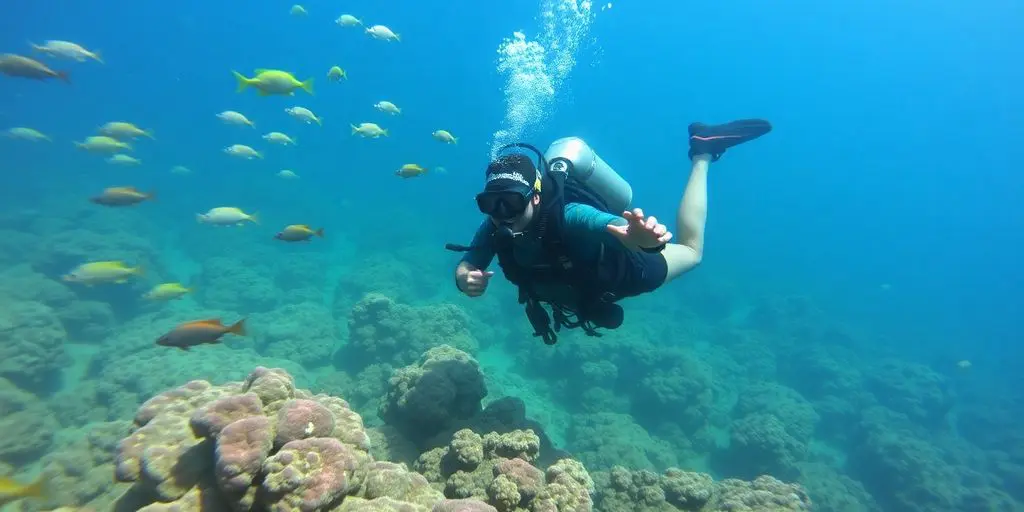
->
<box><xmin>144</xmin><ymin>282</ymin><xmax>192</xmax><ymax>301</ymax></box>
<box><xmin>62</xmin><ymin>261</ymin><xmax>143</xmax><ymax>286</ymax></box>
<box><xmin>3</xmin><ymin>127</ymin><xmax>50</xmax><ymax>142</ymax></box>
<box><xmin>351</xmin><ymin>122</ymin><xmax>387</xmax><ymax>138</ymax></box>
<box><xmin>0</xmin><ymin>474</ymin><xmax>45</xmax><ymax>505</ymax></box>
<box><xmin>327</xmin><ymin>66</ymin><xmax>348</xmax><ymax>82</ymax></box>
<box><xmin>74</xmin><ymin>135</ymin><xmax>131</xmax><ymax>153</ymax></box>
<box><xmin>99</xmin><ymin>121</ymin><xmax>154</xmax><ymax>140</ymax></box>
<box><xmin>233</xmin><ymin>69</ymin><xmax>313</xmax><ymax>96</ymax></box>
<box><xmin>432</xmin><ymin>129</ymin><xmax>457</xmax><ymax>144</ymax></box>
<box><xmin>395</xmin><ymin>163</ymin><xmax>427</xmax><ymax>178</ymax></box>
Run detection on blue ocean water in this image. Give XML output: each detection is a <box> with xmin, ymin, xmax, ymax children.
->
<box><xmin>1</xmin><ymin>0</ymin><xmax>1022</xmax><ymax>510</ymax></box>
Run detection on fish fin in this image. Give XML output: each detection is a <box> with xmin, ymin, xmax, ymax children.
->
<box><xmin>146</xmin><ymin>190</ymin><xmax>156</xmax><ymax>201</ymax></box>
<box><xmin>56</xmin><ymin>71</ymin><xmax>71</xmax><ymax>84</ymax></box>
<box><xmin>132</xmin><ymin>265</ymin><xmax>144</xmax><ymax>276</ymax></box>
<box><xmin>315</xmin><ymin>227</ymin><xmax>324</xmax><ymax>238</ymax></box>
<box><xmin>256</xmin><ymin>151</ymin><xmax>264</xmax><ymax>159</ymax></box>
<box><xmin>315</xmin><ymin>117</ymin><xmax>322</xmax><ymax>127</ymax></box>
<box><xmin>92</xmin><ymin>50</ymin><xmax>104</xmax><ymax>64</ymax></box>
<box><xmin>144</xmin><ymin>129</ymin><xmax>155</xmax><ymax>140</ymax></box>
<box><xmin>196</xmin><ymin>318</ymin><xmax>224</xmax><ymax>326</ymax></box>
<box><xmin>178</xmin><ymin>345</ymin><xmax>191</xmax><ymax>351</ymax></box>
<box><xmin>301</xmin><ymin>78</ymin><xmax>314</xmax><ymax>95</ymax></box>
<box><xmin>453</xmin><ymin>136</ymin><xmax>458</xmax><ymax>144</ymax></box>
<box><xmin>383</xmin><ymin>129</ymin><xmax>389</xmax><ymax>137</ymax></box>
<box><xmin>227</xmin><ymin>318</ymin><xmax>247</xmax><ymax>336</ymax></box>
<box><xmin>254</xmin><ymin>68</ymin><xmax>270</xmax><ymax>74</ymax></box>
<box><xmin>232</xmin><ymin>70</ymin><xmax>251</xmax><ymax>93</ymax></box>
<box><xmin>350</xmin><ymin>124</ymin><xmax>358</xmax><ymax>135</ymax></box>
<box><xmin>259</xmin><ymin>89</ymin><xmax>270</xmax><ymax>96</ymax></box>
<box><xmin>395</xmin><ymin>33</ymin><xmax>401</xmax><ymax>42</ymax></box>
<box><xmin>341</xmin><ymin>70</ymin><xmax>348</xmax><ymax>80</ymax></box>
<box><xmin>195</xmin><ymin>213</ymin><xmax>205</xmax><ymax>223</ymax></box>
<box><xmin>248</xmin><ymin>213</ymin><xmax>259</xmax><ymax>225</ymax></box>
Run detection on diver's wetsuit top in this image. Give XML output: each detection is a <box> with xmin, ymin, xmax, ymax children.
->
<box><xmin>461</xmin><ymin>203</ymin><xmax>628</xmax><ymax>307</ymax></box>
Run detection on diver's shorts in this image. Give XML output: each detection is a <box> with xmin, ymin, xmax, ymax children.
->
<box><xmin>617</xmin><ymin>250</ymin><xmax>669</xmax><ymax>298</ymax></box>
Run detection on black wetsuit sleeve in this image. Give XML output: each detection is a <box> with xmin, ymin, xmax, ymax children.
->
<box><xmin>460</xmin><ymin>220</ymin><xmax>497</xmax><ymax>270</ymax></box>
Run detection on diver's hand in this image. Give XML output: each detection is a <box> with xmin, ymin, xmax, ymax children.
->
<box><xmin>607</xmin><ymin>208</ymin><xmax>673</xmax><ymax>250</ymax></box>
<box><xmin>459</xmin><ymin>269</ymin><xmax>495</xmax><ymax>297</ymax></box>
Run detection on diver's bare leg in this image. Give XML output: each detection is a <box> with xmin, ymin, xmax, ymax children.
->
<box><xmin>660</xmin><ymin>154</ymin><xmax>711</xmax><ymax>283</ymax></box>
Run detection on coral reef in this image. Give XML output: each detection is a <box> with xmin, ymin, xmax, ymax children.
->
<box><xmin>342</xmin><ymin>294</ymin><xmax>478</xmax><ymax>368</ymax></box>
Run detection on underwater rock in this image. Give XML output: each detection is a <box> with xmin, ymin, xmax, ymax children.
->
<box><xmin>274</xmin><ymin>398</ymin><xmax>337</xmax><ymax>447</ymax></box>
<box><xmin>380</xmin><ymin>345</ymin><xmax>487</xmax><ymax>447</ymax></box>
<box><xmin>252</xmin><ymin>301</ymin><xmax>339</xmax><ymax>367</ymax></box>
<box><xmin>0</xmin><ymin>299</ymin><xmax>69</xmax><ymax>390</ymax></box>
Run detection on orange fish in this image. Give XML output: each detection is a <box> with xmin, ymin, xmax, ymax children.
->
<box><xmin>90</xmin><ymin>186</ymin><xmax>155</xmax><ymax>207</ymax></box>
<box><xmin>0</xmin><ymin>54</ymin><xmax>69</xmax><ymax>83</ymax></box>
<box><xmin>156</xmin><ymin>318</ymin><xmax>246</xmax><ymax>351</ymax></box>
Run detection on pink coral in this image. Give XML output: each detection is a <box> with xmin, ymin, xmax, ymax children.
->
<box><xmin>190</xmin><ymin>392</ymin><xmax>264</xmax><ymax>438</ymax></box>
<box><xmin>243</xmin><ymin>366</ymin><xmax>296</xmax><ymax>411</ymax></box>
<box><xmin>261</xmin><ymin>437</ymin><xmax>362</xmax><ymax>511</ymax></box>
<box><xmin>215</xmin><ymin>416</ymin><xmax>274</xmax><ymax>499</ymax></box>
<box><xmin>274</xmin><ymin>399</ymin><xmax>336</xmax><ymax>448</ymax></box>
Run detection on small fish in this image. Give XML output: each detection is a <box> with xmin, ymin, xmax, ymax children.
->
<box><xmin>90</xmin><ymin>186</ymin><xmax>154</xmax><ymax>206</ymax></box>
<box><xmin>233</xmin><ymin>69</ymin><xmax>313</xmax><ymax>96</ymax></box>
<box><xmin>3</xmin><ymin>127</ymin><xmax>50</xmax><ymax>142</ymax></box>
<box><xmin>395</xmin><ymin>163</ymin><xmax>427</xmax><ymax>178</ymax></box>
<box><xmin>224</xmin><ymin>144</ymin><xmax>262</xmax><ymax>159</ymax></box>
<box><xmin>277</xmin><ymin>170</ymin><xmax>299</xmax><ymax>179</ymax></box>
<box><xmin>0</xmin><ymin>474</ymin><xmax>45</xmax><ymax>505</ymax></box>
<box><xmin>336</xmin><ymin>14</ymin><xmax>362</xmax><ymax>27</ymax></box>
<box><xmin>107</xmin><ymin>154</ymin><xmax>141</xmax><ymax>166</ymax></box>
<box><xmin>144</xmin><ymin>282</ymin><xmax>192</xmax><ymax>301</ymax></box>
<box><xmin>285</xmin><ymin>106</ymin><xmax>322</xmax><ymax>126</ymax></box>
<box><xmin>197</xmin><ymin>206</ymin><xmax>258</xmax><ymax>226</ymax></box>
<box><xmin>156</xmin><ymin>318</ymin><xmax>246</xmax><ymax>351</ymax></box>
<box><xmin>432</xmin><ymin>130</ymin><xmax>458</xmax><ymax>144</ymax></box>
<box><xmin>62</xmin><ymin>261</ymin><xmax>143</xmax><ymax>286</ymax></box>
<box><xmin>216</xmin><ymin>110</ymin><xmax>255</xmax><ymax>128</ymax></box>
<box><xmin>99</xmin><ymin>121</ymin><xmax>154</xmax><ymax>140</ymax></box>
<box><xmin>30</xmin><ymin>40</ymin><xmax>103</xmax><ymax>63</ymax></box>
<box><xmin>170</xmin><ymin>165</ymin><xmax>191</xmax><ymax>175</ymax></box>
<box><xmin>263</xmin><ymin>132</ymin><xmax>296</xmax><ymax>145</ymax></box>
<box><xmin>290</xmin><ymin>4</ymin><xmax>307</xmax><ymax>16</ymax></box>
<box><xmin>956</xmin><ymin>360</ymin><xmax>972</xmax><ymax>371</ymax></box>
<box><xmin>75</xmin><ymin>135</ymin><xmax>131</xmax><ymax>153</ymax></box>
<box><xmin>365</xmin><ymin>25</ymin><xmax>400</xmax><ymax>42</ymax></box>
<box><xmin>0</xmin><ymin>53</ymin><xmax>69</xmax><ymax>83</ymax></box>
<box><xmin>374</xmin><ymin>101</ymin><xmax>401</xmax><ymax>115</ymax></box>
<box><xmin>327</xmin><ymin>66</ymin><xmax>347</xmax><ymax>82</ymax></box>
<box><xmin>351</xmin><ymin>122</ymin><xmax>387</xmax><ymax>138</ymax></box>
<box><xmin>434</xmin><ymin>166</ymin><xmax>449</xmax><ymax>175</ymax></box>
<box><xmin>275</xmin><ymin>224</ymin><xmax>324</xmax><ymax>242</ymax></box>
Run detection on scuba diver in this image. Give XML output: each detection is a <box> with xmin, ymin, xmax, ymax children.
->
<box><xmin>446</xmin><ymin>119</ymin><xmax>772</xmax><ymax>345</ymax></box>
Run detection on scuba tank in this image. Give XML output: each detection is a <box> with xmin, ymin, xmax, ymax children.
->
<box><xmin>544</xmin><ymin>137</ymin><xmax>632</xmax><ymax>214</ymax></box>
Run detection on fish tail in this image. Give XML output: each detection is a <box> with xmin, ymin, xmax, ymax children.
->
<box><xmin>23</xmin><ymin>474</ymin><xmax>47</xmax><ymax>498</ymax></box>
<box><xmin>146</xmin><ymin>190</ymin><xmax>156</xmax><ymax>201</ymax></box>
<box><xmin>227</xmin><ymin>318</ymin><xmax>247</xmax><ymax>336</ymax></box>
<box><xmin>132</xmin><ymin>265</ymin><xmax>145</xmax><ymax>276</ymax></box>
<box><xmin>350</xmin><ymin>124</ymin><xmax>357</xmax><ymax>135</ymax></box>
<box><xmin>341</xmin><ymin>70</ymin><xmax>348</xmax><ymax>80</ymax></box>
<box><xmin>383</xmin><ymin>129</ymin><xmax>390</xmax><ymax>137</ymax></box>
<box><xmin>248</xmin><ymin>212</ymin><xmax>259</xmax><ymax>225</ymax></box>
<box><xmin>395</xmin><ymin>33</ymin><xmax>401</xmax><ymax>42</ymax></box>
<box><xmin>301</xmin><ymin>78</ymin><xmax>314</xmax><ymax>95</ymax></box>
<box><xmin>255</xmin><ymin>151</ymin><xmax>264</xmax><ymax>159</ymax></box>
<box><xmin>56</xmin><ymin>71</ymin><xmax>71</xmax><ymax>84</ymax></box>
<box><xmin>453</xmin><ymin>136</ymin><xmax>458</xmax><ymax>144</ymax></box>
<box><xmin>93</xmin><ymin>50</ymin><xmax>104</xmax><ymax>64</ymax></box>
<box><xmin>314</xmin><ymin>116</ymin><xmax>322</xmax><ymax>127</ymax></box>
<box><xmin>144</xmin><ymin>129</ymin><xmax>156</xmax><ymax>140</ymax></box>
<box><xmin>315</xmin><ymin>227</ymin><xmax>324</xmax><ymax>238</ymax></box>
<box><xmin>232</xmin><ymin>70</ymin><xmax>251</xmax><ymax>93</ymax></box>
<box><xmin>195</xmin><ymin>213</ymin><xmax>205</xmax><ymax>223</ymax></box>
